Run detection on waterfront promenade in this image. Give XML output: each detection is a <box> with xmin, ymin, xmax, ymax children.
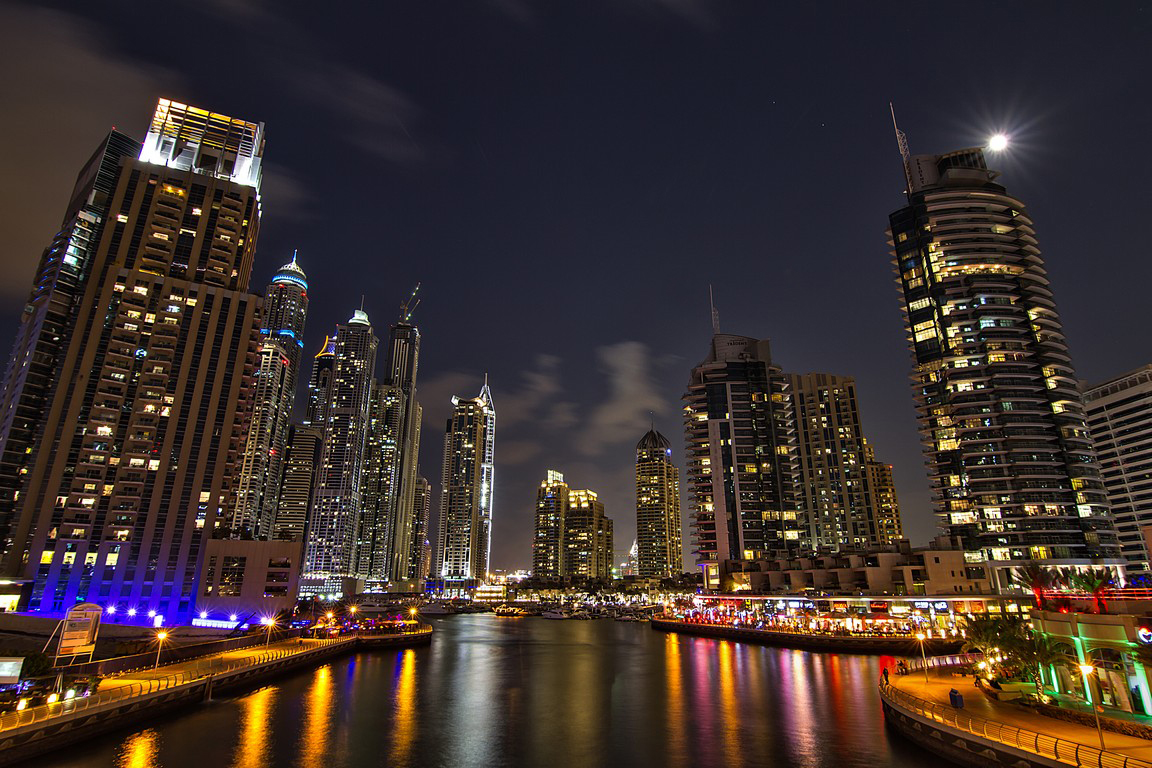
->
<box><xmin>882</xmin><ymin>657</ymin><xmax>1152</xmax><ymax>767</ymax></box>
<box><xmin>0</xmin><ymin>627</ymin><xmax>431</xmax><ymax>766</ymax></box>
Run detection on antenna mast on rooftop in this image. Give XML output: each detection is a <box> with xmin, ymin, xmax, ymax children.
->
<box><xmin>890</xmin><ymin>102</ymin><xmax>913</xmax><ymax>190</ymax></box>
<box><xmin>400</xmin><ymin>283</ymin><xmax>421</xmax><ymax>322</ymax></box>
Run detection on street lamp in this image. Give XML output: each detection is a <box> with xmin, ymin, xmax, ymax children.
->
<box><xmin>1079</xmin><ymin>664</ymin><xmax>1106</xmax><ymax>750</ymax></box>
<box><xmin>261</xmin><ymin>616</ymin><xmax>276</xmax><ymax>646</ymax></box>
<box><xmin>154</xmin><ymin>630</ymin><xmax>169</xmax><ymax>669</ymax></box>
<box><xmin>916</xmin><ymin>632</ymin><xmax>929</xmax><ymax>683</ymax></box>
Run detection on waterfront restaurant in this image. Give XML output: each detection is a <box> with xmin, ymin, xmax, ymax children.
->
<box><xmin>684</xmin><ymin>593</ymin><xmax>1030</xmax><ymax>638</ymax></box>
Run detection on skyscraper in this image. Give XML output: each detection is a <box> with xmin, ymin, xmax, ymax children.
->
<box><xmin>436</xmin><ymin>382</ymin><xmax>495</xmax><ymax>584</ymax></box>
<box><xmin>0</xmin><ymin>129</ymin><xmax>140</xmax><ymax>572</ymax></box>
<box><xmin>564</xmin><ymin>489</ymin><xmax>613</xmax><ymax>581</ymax></box>
<box><xmin>382</xmin><ymin>316</ymin><xmax>423</xmax><ymax>584</ymax></box>
<box><xmin>1084</xmin><ymin>366</ymin><xmax>1152</xmax><ymax>572</ymax></box>
<box><xmin>4</xmin><ymin>100</ymin><xmax>266</xmax><ymax>618</ymax></box>
<box><xmin>411</xmin><ymin>475</ymin><xmax>431</xmax><ymax>582</ymax></box>
<box><xmin>304</xmin><ymin>309</ymin><xmax>377</xmax><ymax>590</ymax></box>
<box><xmin>788</xmin><ymin>373</ymin><xmax>901</xmax><ymax>551</ymax></box>
<box><xmin>888</xmin><ymin>140</ymin><xmax>1120</xmax><ymax>585</ymax></box>
<box><xmin>274</xmin><ymin>424</ymin><xmax>323</xmax><ymax>542</ymax></box>
<box><xmin>357</xmin><ymin>382</ymin><xmax>404</xmax><ymax>587</ymax></box>
<box><xmin>683</xmin><ymin>334</ymin><xmax>798</xmax><ymax>590</ymax></box>
<box><xmin>635</xmin><ymin>428</ymin><xmax>682</xmax><ymax>579</ymax></box>
<box><xmin>532</xmin><ymin>470</ymin><xmax>569</xmax><ymax>579</ymax></box>
<box><xmin>305</xmin><ymin>334</ymin><xmax>336</xmax><ymax>427</ymax></box>
<box><xmin>233</xmin><ymin>254</ymin><xmax>309</xmax><ymax>538</ymax></box>
<box><xmin>863</xmin><ymin>439</ymin><xmax>903</xmax><ymax>545</ymax></box>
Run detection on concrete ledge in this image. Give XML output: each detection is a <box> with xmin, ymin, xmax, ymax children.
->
<box><xmin>651</xmin><ymin>618</ymin><xmax>964</xmax><ymax>655</ymax></box>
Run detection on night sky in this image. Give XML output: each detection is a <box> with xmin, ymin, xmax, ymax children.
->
<box><xmin>1</xmin><ymin>2</ymin><xmax>1149</xmax><ymax>573</ymax></box>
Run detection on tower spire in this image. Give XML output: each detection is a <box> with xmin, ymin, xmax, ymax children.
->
<box><xmin>709</xmin><ymin>285</ymin><xmax>720</xmax><ymax>334</ymax></box>
<box><xmin>889</xmin><ymin>102</ymin><xmax>913</xmax><ymax>191</ymax></box>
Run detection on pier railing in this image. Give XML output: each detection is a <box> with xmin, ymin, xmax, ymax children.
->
<box><xmin>0</xmin><ymin>636</ymin><xmax>358</xmax><ymax>734</ymax></box>
<box><xmin>880</xmin><ymin>656</ymin><xmax>1152</xmax><ymax>768</ymax></box>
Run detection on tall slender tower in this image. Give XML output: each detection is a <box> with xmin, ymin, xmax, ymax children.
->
<box><xmin>382</xmin><ymin>315</ymin><xmax>423</xmax><ymax>584</ymax></box>
<box><xmin>233</xmin><ymin>254</ymin><xmax>309</xmax><ymax>538</ymax></box>
<box><xmin>304</xmin><ymin>334</ymin><xmax>336</xmax><ymax>427</ymax></box>
<box><xmin>889</xmin><ymin>140</ymin><xmax>1120</xmax><ymax>585</ymax></box>
<box><xmin>683</xmin><ymin>334</ymin><xmax>798</xmax><ymax>590</ymax></box>
<box><xmin>0</xmin><ymin>130</ymin><xmax>140</xmax><ymax>571</ymax></box>
<box><xmin>863</xmin><ymin>439</ymin><xmax>903</xmax><ymax>545</ymax></box>
<box><xmin>304</xmin><ymin>309</ymin><xmax>377</xmax><ymax>588</ymax></box>
<box><xmin>436</xmin><ymin>383</ymin><xmax>495</xmax><ymax>583</ymax></box>
<box><xmin>274</xmin><ymin>424</ymin><xmax>323</xmax><ymax>542</ymax></box>
<box><xmin>564</xmin><ymin>489</ymin><xmax>613</xmax><ymax>581</ymax></box>
<box><xmin>635</xmin><ymin>428</ymin><xmax>682</xmax><ymax>579</ymax></box>
<box><xmin>6</xmin><ymin>100</ymin><xmax>265</xmax><ymax>618</ymax></box>
<box><xmin>532</xmin><ymin>470</ymin><xmax>568</xmax><ymax>579</ymax></box>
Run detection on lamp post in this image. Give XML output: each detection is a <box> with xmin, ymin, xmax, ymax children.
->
<box><xmin>261</xmin><ymin>616</ymin><xmax>275</xmax><ymax>646</ymax></box>
<box><xmin>916</xmin><ymin>632</ymin><xmax>929</xmax><ymax>684</ymax></box>
<box><xmin>1079</xmin><ymin>664</ymin><xmax>1106</xmax><ymax>750</ymax></box>
<box><xmin>154</xmin><ymin>630</ymin><xmax>168</xmax><ymax>669</ymax></box>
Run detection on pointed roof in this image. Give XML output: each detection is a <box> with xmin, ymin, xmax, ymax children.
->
<box><xmin>314</xmin><ymin>333</ymin><xmax>336</xmax><ymax>359</ymax></box>
<box><xmin>637</xmin><ymin>428</ymin><xmax>670</xmax><ymax>452</ymax></box>
<box><xmin>478</xmin><ymin>372</ymin><xmax>493</xmax><ymax>407</ymax></box>
<box><xmin>273</xmin><ymin>249</ymin><xmax>308</xmax><ymax>290</ymax></box>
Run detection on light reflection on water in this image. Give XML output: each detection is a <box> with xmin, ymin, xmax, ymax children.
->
<box><xmin>44</xmin><ymin>616</ymin><xmax>933</xmax><ymax>768</ymax></box>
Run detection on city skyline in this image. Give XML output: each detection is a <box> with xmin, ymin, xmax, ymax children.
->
<box><xmin>2</xmin><ymin>4</ymin><xmax>1150</xmax><ymax>573</ymax></box>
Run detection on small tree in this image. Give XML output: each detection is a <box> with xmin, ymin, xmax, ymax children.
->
<box><xmin>961</xmin><ymin>615</ymin><xmax>1027</xmax><ymax>668</ymax></box>
<box><xmin>1009</xmin><ymin>632</ymin><xmax>1066</xmax><ymax>699</ymax></box>
<box><xmin>1013</xmin><ymin>564</ymin><xmax>1055</xmax><ymax>610</ymax></box>
<box><xmin>1068</xmin><ymin>568</ymin><xmax>1113</xmax><ymax>614</ymax></box>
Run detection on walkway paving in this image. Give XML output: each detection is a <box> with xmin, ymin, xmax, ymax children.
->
<box><xmin>97</xmin><ymin>636</ymin><xmax>339</xmax><ymax>691</ymax></box>
<box><xmin>889</xmin><ymin>666</ymin><xmax>1152</xmax><ymax>762</ymax></box>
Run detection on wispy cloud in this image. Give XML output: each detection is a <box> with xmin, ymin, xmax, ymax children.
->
<box><xmin>577</xmin><ymin>341</ymin><xmax>669</xmax><ymax>456</ymax></box>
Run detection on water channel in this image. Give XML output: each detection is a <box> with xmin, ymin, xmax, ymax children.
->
<box><xmin>41</xmin><ymin>615</ymin><xmax>936</xmax><ymax>768</ymax></box>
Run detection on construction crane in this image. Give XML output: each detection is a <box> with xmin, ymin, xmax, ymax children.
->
<box><xmin>400</xmin><ymin>282</ymin><xmax>421</xmax><ymax>323</ymax></box>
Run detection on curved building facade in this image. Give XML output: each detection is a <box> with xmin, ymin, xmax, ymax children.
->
<box><xmin>888</xmin><ymin>146</ymin><xmax>1120</xmax><ymax>585</ymax></box>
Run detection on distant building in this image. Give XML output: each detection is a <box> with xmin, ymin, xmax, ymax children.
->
<box><xmin>304</xmin><ymin>309</ymin><xmax>377</xmax><ymax>590</ymax></box>
<box><xmin>532</xmin><ymin>470</ymin><xmax>569</xmax><ymax>579</ymax></box>
<box><xmin>305</xmin><ymin>334</ymin><xmax>336</xmax><ymax>427</ymax></box>
<box><xmin>863</xmin><ymin>439</ymin><xmax>903</xmax><ymax>545</ymax></box>
<box><xmin>635</xmin><ymin>428</ymin><xmax>682</xmax><ymax>579</ymax></box>
<box><xmin>381</xmin><ymin>318</ymin><xmax>423</xmax><ymax>585</ymax></box>
<box><xmin>436</xmin><ymin>382</ymin><xmax>495</xmax><ymax>584</ymax></box>
<box><xmin>1085</xmin><ymin>366</ymin><xmax>1152</xmax><ymax>572</ymax></box>
<box><xmin>412</xmin><ymin>475</ymin><xmax>431</xmax><ymax>583</ymax></box>
<box><xmin>273</xmin><ymin>424</ymin><xmax>322</xmax><ymax>542</ymax></box>
<box><xmin>788</xmin><ymin>373</ymin><xmax>902</xmax><ymax>550</ymax></box>
<box><xmin>888</xmin><ymin>139</ymin><xmax>1120</xmax><ymax>585</ymax></box>
<box><xmin>2</xmin><ymin>100</ymin><xmax>266</xmax><ymax>620</ymax></box>
<box><xmin>233</xmin><ymin>253</ymin><xmax>309</xmax><ymax>539</ymax></box>
<box><xmin>564</xmin><ymin>489</ymin><xmax>613</xmax><ymax>581</ymax></box>
<box><xmin>531</xmin><ymin>470</ymin><xmax>613</xmax><ymax>581</ymax></box>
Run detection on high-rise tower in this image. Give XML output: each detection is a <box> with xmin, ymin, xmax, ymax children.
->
<box><xmin>305</xmin><ymin>333</ymin><xmax>336</xmax><ymax>427</ymax></box>
<box><xmin>635</xmin><ymin>428</ymin><xmax>682</xmax><ymax>579</ymax></box>
<box><xmin>233</xmin><ymin>253</ymin><xmax>309</xmax><ymax>538</ymax></box>
<box><xmin>274</xmin><ymin>424</ymin><xmax>322</xmax><ymax>542</ymax></box>
<box><xmin>5</xmin><ymin>100</ymin><xmax>265</xmax><ymax>618</ymax></box>
<box><xmin>304</xmin><ymin>309</ymin><xmax>377</xmax><ymax>588</ymax></box>
<box><xmin>436</xmin><ymin>382</ymin><xmax>495</xmax><ymax>583</ymax></box>
<box><xmin>532</xmin><ymin>470</ymin><xmax>568</xmax><ymax>579</ymax></box>
<box><xmin>889</xmin><ymin>140</ymin><xmax>1120</xmax><ymax>584</ymax></box>
<box><xmin>0</xmin><ymin>130</ymin><xmax>140</xmax><ymax>571</ymax></box>
<box><xmin>382</xmin><ymin>315</ymin><xmax>423</xmax><ymax>584</ymax></box>
<box><xmin>683</xmin><ymin>334</ymin><xmax>798</xmax><ymax>590</ymax></box>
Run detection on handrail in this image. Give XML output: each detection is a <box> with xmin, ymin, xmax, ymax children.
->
<box><xmin>0</xmin><ymin>634</ymin><xmax>368</xmax><ymax>734</ymax></box>
<box><xmin>880</xmin><ymin>660</ymin><xmax>1151</xmax><ymax>768</ymax></box>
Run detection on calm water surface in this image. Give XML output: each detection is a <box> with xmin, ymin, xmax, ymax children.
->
<box><xmin>44</xmin><ymin>615</ymin><xmax>935</xmax><ymax>768</ymax></box>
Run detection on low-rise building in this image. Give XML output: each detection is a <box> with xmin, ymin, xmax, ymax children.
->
<box><xmin>197</xmin><ymin>539</ymin><xmax>304</xmax><ymax>623</ymax></box>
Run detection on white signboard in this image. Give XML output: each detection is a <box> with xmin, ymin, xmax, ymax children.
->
<box><xmin>58</xmin><ymin>603</ymin><xmax>102</xmax><ymax>657</ymax></box>
<box><xmin>0</xmin><ymin>657</ymin><xmax>23</xmax><ymax>684</ymax></box>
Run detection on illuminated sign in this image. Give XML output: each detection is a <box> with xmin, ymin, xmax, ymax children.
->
<box><xmin>0</xmin><ymin>658</ymin><xmax>23</xmax><ymax>685</ymax></box>
<box><xmin>1137</xmin><ymin>627</ymin><xmax>1152</xmax><ymax>645</ymax></box>
<box><xmin>870</xmin><ymin>601</ymin><xmax>890</xmax><ymax>613</ymax></box>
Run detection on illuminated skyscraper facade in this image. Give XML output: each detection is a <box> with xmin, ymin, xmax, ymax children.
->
<box><xmin>1084</xmin><ymin>366</ymin><xmax>1152</xmax><ymax>572</ymax></box>
<box><xmin>532</xmin><ymin>470</ymin><xmax>568</xmax><ymax>579</ymax></box>
<box><xmin>274</xmin><ymin>424</ymin><xmax>322</xmax><ymax>542</ymax></box>
<box><xmin>0</xmin><ymin>129</ymin><xmax>140</xmax><ymax>571</ymax></box>
<box><xmin>788</xmin><ymin>373</ymin><xmax>901</xmax><ymax>550</ymax></box>
<box><xmin>889</xmin><ymin>143</ymin><xmax>1120</xmax><ymax>584</ymax></box>
<box><xmin>635</xmin><ymin>428</ymin><xmax>682</xmax><ymax>579</ymax></box>
<box><xmin>382</xmin><ymin>319</ymin><xmax>423</xmax><ymax>584</ymax></box>
<box><xmin>564</xmin><ymin>489</ymin><xmax>613</xmax><ymax>581</ymax></box>
<box><xmin>863</xmin><ymin>439</ymin><xmax>903</xmax><ymax>545</ymax></box>
<box><xmin>683</xmin><ymin>334</ymin><xmax>798</xmax><ymax>590</ymax></box>
<box><xmin>304</xmin><ymin>309</ymin><xmax>377</xmax><ymax>586</ymax></box>
<box><xmin>233</xmin><ymin>254</ymin><xmax>308</xmax><ymax>539</ymax></box>
<box><xmin>5</xmin><ymin>100</ymin><xmax>265</xmax><ymax>618</ymax></box>
<box><xmin>436</xmin><ymin>382</ymin><xmax>495</xmax><ymax>583</ymax></box>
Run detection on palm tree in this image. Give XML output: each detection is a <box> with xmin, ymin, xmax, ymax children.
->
<box><xmin>1013</xmin><ymin>564</ymin><xmax>1056</xmax><ymax>610</ymax></box>
<box><xmin>1068</xmin><ymin>568</ymin><xmax>1114</xmax><ymax>614</ymax></box>
<box><xmin>961</xmin><ymin>614</ymin><xmax>1026</xmax><ymax>658</ymax></box>
<box><xmin>1010</xmin><ymin>632</ymin><xmax>1067</xmax><ymax>699</ymax></box>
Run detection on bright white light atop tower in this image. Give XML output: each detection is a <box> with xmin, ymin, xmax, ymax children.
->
<box><xmin>988</xmin><ymin>134</ymin><xmax>1009</xmax><ymax>152</ymax></box>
